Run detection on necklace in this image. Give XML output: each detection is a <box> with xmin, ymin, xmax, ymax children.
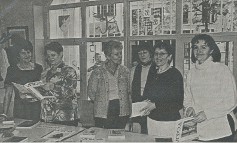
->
<box><xmin>17</xmin><ymin>62</ymin><xmax>34</xmax><ymax>70</ymax></box>
<box><xmin>157</xmin><ymin>65</ymin><xmax>170</xmax><ymax>74</ymax></box>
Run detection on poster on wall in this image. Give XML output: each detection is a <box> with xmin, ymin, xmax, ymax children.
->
<box><xmin>58</xmin><ymin>15</ymin><xmax>71</xmax><ymax>37</ymax></box>
<box><xmin>7</xmin><ymin>26</ymin><xmax>29</xmax><ymax>46</ymax></box>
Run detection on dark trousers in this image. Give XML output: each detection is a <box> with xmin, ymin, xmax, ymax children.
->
<box><xmin>95</xmin><ymin>99</ymin><xmax>129</xmax><ymax>129</ymax></box>
<box><xmin>198</xmin><ymin>114</ymin><xmax>235</xmax><ymax>142</ymax></box>
<box><xmin>131</xmin><ymin>116</ymin><xmax>147</xmax><ymax>134</ymax></box>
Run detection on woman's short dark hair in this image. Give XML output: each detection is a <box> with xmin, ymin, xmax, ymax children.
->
<box><xmin>191</xmin><ymin>34</ymin><xmax>221</xmax><ymax>63</ymax></box>
<box><xmin>138</xmin><ymin>41</ymin><xmax>154</xmax><ymax>57</ymax></box>
<box><xmin>16</xmin><ymin>39</ymin><xmax>33</xmax><ymax>57</ymax></box>
<box><xmin>103</xmin><ymin>40</ymin><xmax>123</xmax><ymax>57</ymax></box>
<box><xmin>153</xmin><ymin>42</ymin><xmax>173</xmax><ymax>64</ymax></box>
<box><xmin>44</xmin><ymin>42</ymin><xmax>63</xmax><ymax>54</ymax></box>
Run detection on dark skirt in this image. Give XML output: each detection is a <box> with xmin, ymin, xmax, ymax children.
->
<box><xmin>14</xmin><ymin>94</ymin><xmax>41</xmax><ymax>121</ymax></box>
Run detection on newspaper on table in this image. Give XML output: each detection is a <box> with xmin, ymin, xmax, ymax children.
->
<box><xmin>41</xmin><ymin>129</ymin><xmax>81</xmax><ymax>142</ymax></box>
<box><xmin>130</xmin><ymin>101</ymin><xmax>148</xmax><ymax>117</ymax></box>
<box><xmin>173</xmin><ymin>117</ymin><xmax>199</xmax><ymax>142</ymax></box>
<box><xmin>15</xmin><ymin>120</ymin><xmax>40</xmax><ymax>129</ymax></box>
<box><xmin>108</xmin><ymin>129</ymin><xmax>125</xmax><ymax>140</ymax></box>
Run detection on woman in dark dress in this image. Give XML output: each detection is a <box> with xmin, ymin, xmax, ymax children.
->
<box><xmin>141</xmin><ymin>42</ymin><xmax>184</xmax><ymax>138</ymax></box>
<box><xmin>4</xmin><ymin>39</ymin><xmax>43</xmax><ymax>121</ymax></box>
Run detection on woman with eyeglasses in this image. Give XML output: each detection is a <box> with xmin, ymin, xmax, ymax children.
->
<box><xmin>140</xmin><ymin>42</ymin><xmax>184</xmax><ymax>138</ymax></box>
<box><xmin>184</xmin><ymin>34</ymin><xmax>237</xmax><ymax>142</ymax></box>
<box><xmin>130</xmin><ymin>42</ymin><xmax>156</xmax><ymax>134</ymax></box>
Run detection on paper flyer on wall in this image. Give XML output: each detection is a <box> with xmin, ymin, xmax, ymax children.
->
<box><xmin>173</xmin><ymin>117</ymin><xmax>199</xmax><ymax>142</ymax></box>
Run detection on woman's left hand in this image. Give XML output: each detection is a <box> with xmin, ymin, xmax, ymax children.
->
<box><xmin>193</xmin><ymin>111</ymin><xmax>207</xmax><ymax>123</ymax></box>
<box><xmin>140</xmin><ymin>101</ymin><xmax>156</xmax><ymax>116</ymax></box>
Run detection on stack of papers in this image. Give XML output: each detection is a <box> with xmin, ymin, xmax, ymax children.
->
<box><xmin>130</xmin><ymin>101</ymin><xmax>148</xmax><ymax>117</ymax></box>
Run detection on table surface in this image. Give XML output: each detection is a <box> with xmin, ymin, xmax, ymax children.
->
<box><xmin>0</xmin><ymin>119</ymin><xmax>156</xmax><ymax>142</ymax></box>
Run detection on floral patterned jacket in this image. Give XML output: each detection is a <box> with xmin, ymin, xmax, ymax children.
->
<box><xmin>41</xmin><ymin>62</ymin><xmax>78</xmax><ymax>122</ymax></box>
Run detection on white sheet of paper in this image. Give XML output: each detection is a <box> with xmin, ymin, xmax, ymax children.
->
<box><xmin>131</xmin><ymin>101</ymin><xmax>148</xmax><ymax>117</ymax></box>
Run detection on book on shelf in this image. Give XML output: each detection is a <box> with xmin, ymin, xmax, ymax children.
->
<box><xmin>16</xmin><ymin>120</ymin><xmax>40</xmax><ymax>129</ymax></box>
<box><xmin>108</xmin><ymin>129</ymin><xmax>125</xmax><ymax>140</ymax></box>
<box><xmin>173</xmin><ymin>117</ymin><xmax>199</xmax><ymax>142</ymax></box>
<box><xmin>3</xmin><ymin>136</ymin><xmax>28</xmax><ymax>142</ymax></box>
<box><xmin>12</xmin><ymin>81</ymin><xmax>55</xmax><ymax>101</ymax></box>
<box><xmin>41</xmin><ymin>130</ymin><xmax>78</xmax><ymax>142</ymax></box>
<box><xmin>79</xmin><ymin>129</ymin><xmax>96</xmax><ymax>139</ymax></box>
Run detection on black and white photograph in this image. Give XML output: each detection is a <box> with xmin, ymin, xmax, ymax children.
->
<box><xmin>0</xmin><ymin>0</ymin><xmax>237</xmax><ymax>142</ymax></box>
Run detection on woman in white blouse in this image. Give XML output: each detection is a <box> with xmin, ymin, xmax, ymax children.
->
<box><xmin>184</xmin><ymin>34</ymin><xmax>237</xmax><ymax>142</ymax></box>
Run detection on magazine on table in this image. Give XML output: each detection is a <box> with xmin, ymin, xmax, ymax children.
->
<box><xmin>108</xmin><ymin>129</ymin><xmax>125</xmax><ymax>140</ymax></box>
<box><xmin>3</xmin><ymin>136</ymin><xmax>28</xmax><ymax>142</ymax></box>
<box><xmin>16</xmin><ymin>120</ymin><xmax>40</xmax><ymax>129</ymax></box>
<box><xmin>12</xmin><ymin>81</ymin><xmax>55</xmax><ymax>101</ymax></box>
<box><xmin>41</xmin><ymin>130</ymin><xmax>78</xmax><ymax>142</ymax></box>
<box><xmin>79</xmin><ymin>128</ymin><xmax>96</xmax><ymax>139</ymax></box>
<box><xmin>0</xmin><ymin>122</ymin><xmax>15</xmax><ymax>134</ymax></box>
<box><xmin>173</xmin><ymin>117</ymin><xmax>199</xmax><ymax>142</ymax></box>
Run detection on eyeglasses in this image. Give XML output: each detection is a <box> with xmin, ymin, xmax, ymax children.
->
<box><xmin>154</xmin><ymin>52</ymin><xmax>168</xmax><ymax>57</ymax></box>
<box><xmin>138</xmin><ymin>51</ymin><xmax>149</xmax><ymax>56</ymax></box>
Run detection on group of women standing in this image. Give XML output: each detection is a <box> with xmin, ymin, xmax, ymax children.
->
<box><xmin>130</xmin><ymin>34</ymin><xmax>237</xmax><ymax>142</ymax></box>
<box><xmin>3</xmin><ymin>35</ymin><xmax>78</xmax><ymax>126</ymax></box>
<box><xmin>2</xmin><ymin>33</ymin><xmax>237</xmax><ymax>142</ymax></box>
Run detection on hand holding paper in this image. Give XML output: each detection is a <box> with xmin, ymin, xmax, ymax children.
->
<box><xmin>140</xmin><ymin>101</ymin><xmax>156</xmax><ymax>116</ymax></box>
<box><xmin>130</xmin><ymin>101</ymin><xmax>148</xmax><ymax>118</ymax></box>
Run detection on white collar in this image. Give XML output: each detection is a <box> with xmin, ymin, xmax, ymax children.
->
<box><xmin>195</xmin><ymin>57</ymin><xmax>213</xmax><ymax>70</ymax></box>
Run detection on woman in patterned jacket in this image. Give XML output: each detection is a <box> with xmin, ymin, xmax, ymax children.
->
<box><xmin>41</xmin><ymin>42</ymin><xmax>78</xmax><ymax>126</ymax></box>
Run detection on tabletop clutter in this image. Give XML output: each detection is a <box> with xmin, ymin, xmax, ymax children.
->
<box><xmin>0</xmin><ymin>117</ymin><xmax>156</xmax><ymax>142</ymax></box>
<box><xmin>0</xmin><ymin>115</ymin><xmax>199</xmax><ymax>142</ymax></box>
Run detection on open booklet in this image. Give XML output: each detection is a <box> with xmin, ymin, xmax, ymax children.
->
<box><xmin>12</xmin><ymin>81</ymin><xmax>55</xmax><ymax>101</ymax></box>
<box><xmin>173</xmin><ymin>117</ymin><xmax>199</xmax><ymax>142</ymax></box>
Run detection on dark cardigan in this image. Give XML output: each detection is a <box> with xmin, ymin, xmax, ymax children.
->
<box><xmin>143</xmin><ymin>67</ymin><xmax>184</xmax><ymax>121</ymax></box>
<box><xmin>131</xmin><ymin>62</ymin><xmax>157</xmax><ymax>103</ymax></box>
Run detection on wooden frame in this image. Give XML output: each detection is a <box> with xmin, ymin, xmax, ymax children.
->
<box><xmin>45</xmin><ymin>0</ymin><xmax>237</xmax><ymax>100</ymax></box>
<box><xmin>7</xmin><ymin>26</ymin><xmax>29</xmax><ymax>46</ymax></box>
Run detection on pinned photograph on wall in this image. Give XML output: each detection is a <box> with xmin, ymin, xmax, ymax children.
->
<box><xmin>58</xmin><ymin>15</ymin><xmax>71</xmax><ymax>37</ymax></box>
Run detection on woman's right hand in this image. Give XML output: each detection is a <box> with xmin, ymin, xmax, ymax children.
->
<box><xmin>42</xmin><ymin>82</ymin><xmax>54</xmax><ymax>91</ymax></box>
<box><xmin>185</xmin><ymin>107</ymin><xmax>195</xmax><ymax>117</ymax></box>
